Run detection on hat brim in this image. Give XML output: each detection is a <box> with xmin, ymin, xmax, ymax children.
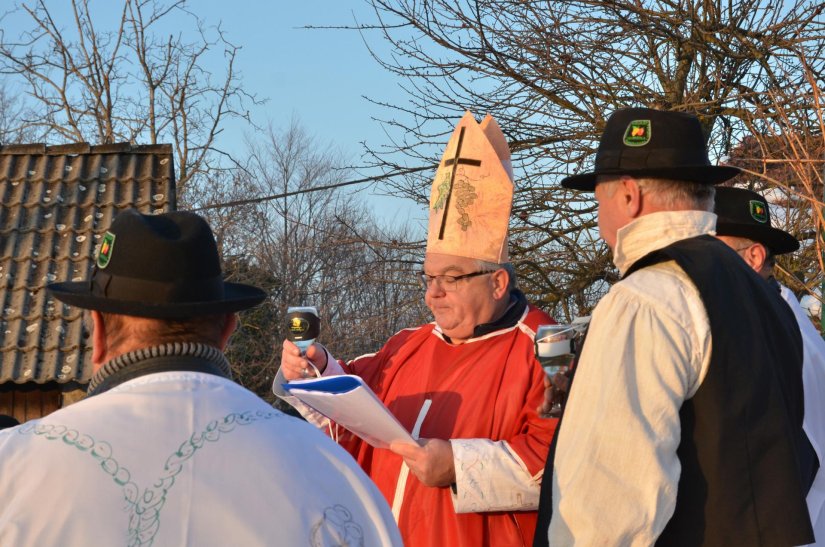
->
<box><xmin>47</xmin><ymin>281</ymin><xmax>267</xmax><ymax>319</ymax></box>
<box><xmin>715</xmin><ymin>221</ymin><xmax>799</xmax><ymax>255</ymax></box>
<box><xmin>561</xmin><ymin>165</ymin><xmax>741</xmax><ymax>191</ymax></box>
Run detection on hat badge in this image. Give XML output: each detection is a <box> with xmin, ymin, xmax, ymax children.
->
<box><xmin>97</xmin><ymin>232</ymin><xmax>116</xmax><ymax>269</ymax></box>
<box><xmin>749</xmin><ymin>200</ymin><xmax>768</xmax><ymax>223</ymax></box>
<box><xmin>623</xmin><ymin>119</ymin><xmax>651</xmax><ymax>147</ymax></box>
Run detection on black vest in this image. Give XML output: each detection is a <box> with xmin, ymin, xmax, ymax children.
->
<box><xmin>534</xmin><ymin>235</ymin><xmax>813</xmax><ymax>547</ymax></box>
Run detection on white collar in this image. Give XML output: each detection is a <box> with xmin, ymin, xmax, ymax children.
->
<box><xmin>612</xmin><ymin>210</ymin><xmax>717</xmax><ymax>276</ymax></box>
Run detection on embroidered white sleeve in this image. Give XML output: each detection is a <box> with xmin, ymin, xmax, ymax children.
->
<box><xmin>450</xmin><ymin>438</ymin><xmax>540</xmax><ymax>513</ymax></box>
<box><xmin>271</xmin><ymin>345</ymin><xmax>345</xmax><ymax>429</ymax></box>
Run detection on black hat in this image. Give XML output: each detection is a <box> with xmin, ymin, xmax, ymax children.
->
<box><xmin>0</xmin><ymin>414</ymin><xmax>19</xmax><ymax>430</ymax></box>
<box><xmin>714</xmin><ymin>186</ymin><xmax>799</xmax><ymax>255</ymax></box>
<box><xmin>47</xmin><ymin>209</ymin><xmax>267</xmax><ymax>319</ymax></box>
<box><xmin>561</xmin><ymin>107</ymin><xmax>741</xmax><ymax>191</ymax></box>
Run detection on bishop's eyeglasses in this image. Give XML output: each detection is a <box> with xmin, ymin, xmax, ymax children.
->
<box><xmin>418</xmin><ymin>270</ymin><xmax>494</xmax><ymax>292</ymax></box>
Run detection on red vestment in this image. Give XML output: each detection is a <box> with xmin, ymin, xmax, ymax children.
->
<box><xmin>339</xmin><ymin>304</ymin><xmax>557</xmax><ymax>546</ymax></box>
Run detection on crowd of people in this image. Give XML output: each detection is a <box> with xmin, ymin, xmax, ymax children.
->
<box><xmin>0</xmin><ymin>106</ymin><xmax>822</xmax><ymax>547</ymax></box>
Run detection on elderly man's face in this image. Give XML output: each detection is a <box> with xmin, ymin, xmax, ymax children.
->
<box><xmin>422</xmin><ymin>253</ymin><xmax>502</xmax><ymax>343</ymax></box>
<box><xmin>594</xmin><ymin>178</ymin><xmax>626</xmax><ymax>250</ymax></box>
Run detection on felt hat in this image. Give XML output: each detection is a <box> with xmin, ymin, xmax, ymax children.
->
<box><xmin>426</xmin><ymin>111</ymin><xmax>513</xmax><ymax>264</ymax></box>
<box><xmin>561</xmin><ymin>107</ymin><xmax>740</xmax><ymax>191</ymax></box>
<box><xmin>714</xmin><ymin>186</ymin><xmax>799</xmax><ymax>255</ymax></box>
<box><xmin>47</xmin><ymin>209</ymin><xmax>267</xmax><ymax>318</ymax></box>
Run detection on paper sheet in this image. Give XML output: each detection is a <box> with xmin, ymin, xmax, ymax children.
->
<box><xmin>282</xmin><ymin>375</ymin><xmax>417</xmax><ymax>449</ymax></box>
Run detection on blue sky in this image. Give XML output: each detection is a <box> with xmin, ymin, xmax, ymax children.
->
<box><xmin>206</xmin><ymin>1</ymin><xmax>424</xmax><ymax>224</ymax></box>
<box><xmin>4</xmin><ymin>1</ymin><xmax>424</xmax><ymax>224</ymax></box>
<box><xmin>211</xmin><ymin>2</ymin><xmax>398</xmax><ymax>153</ymax></box>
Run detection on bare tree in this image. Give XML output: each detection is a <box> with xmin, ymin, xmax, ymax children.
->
<box><xmin>197</xmin><ymin>120</ymin><xmax>428</xmax><ymax>402</ymax></box>
<box><xmin>0</xmin><ymin>0</ymin><xmax>258</xmax><ymax>195</ymax></box>
<box><xmin>0</xmin><ymin>82</ymin><xmax>38</xmax><ymax>143</ymax></box>
<box><xmin>725</xmin><ymin>62</ymin><xmax>825</xmax><ymax>326</ymax></box>
<box><xmin>354</xmin><ymin>0</ymin><xmax>825</xmax><ymax>320</ymax></box>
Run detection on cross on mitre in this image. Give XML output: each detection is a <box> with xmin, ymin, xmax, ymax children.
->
<box><xmin>437</xmin><ymin>126</ymin><xmax>483</xmax><ymax>240</ymax></box>
<box><xmin>426</xmin><ymin>112</ymin><xmax>514</xmax><ymax>264</ymax></box>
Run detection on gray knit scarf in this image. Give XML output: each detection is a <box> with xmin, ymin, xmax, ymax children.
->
<box><xmin>87</xmin><ymin>342</ymin><xmax>232</xmax><ymax>396</ymax></box>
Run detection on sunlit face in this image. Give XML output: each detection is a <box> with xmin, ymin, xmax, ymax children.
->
<box><xmin>594</xmin><ymin>179</ymin><xmax>625</xmax><ymax>250</ymax></box>
<box><xmin>422</xmin><ymin>253</ymin><xmax>501</xmax><ymax>343</ymax></box>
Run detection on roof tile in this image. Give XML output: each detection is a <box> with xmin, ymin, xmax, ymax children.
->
<box><xmin>0</xmin><ymin>143</ymin><xmax>176</xmax><ymax>384</ymax></box>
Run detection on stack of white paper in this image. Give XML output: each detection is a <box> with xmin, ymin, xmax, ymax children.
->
<box><xmin>282</xmin><ymin>375</ymin><xmax>417</xmax><ymax>449</ymax></box>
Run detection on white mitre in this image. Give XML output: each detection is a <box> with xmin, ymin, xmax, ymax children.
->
<box><xmin>426</xmin><ymin>111</ymin><xmax>514</xmax><ymax>264</ymax></box>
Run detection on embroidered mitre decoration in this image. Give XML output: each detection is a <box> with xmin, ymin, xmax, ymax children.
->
<box><xmin>426</xmin><ymin>111</ymin><xmax>514</xmax><ymax>264</ymax></box>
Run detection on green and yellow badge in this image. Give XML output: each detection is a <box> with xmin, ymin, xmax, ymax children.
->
<box><xmin>97</xmin><ymin>231</ymin><xmax>116</xmax><ymax>268</ymax></box>
<box><xmin>623</xmin><ymin>119</ymin><xmax>651</xmax><ymax>147</ymax></box>
<box><xmin>750</xmin><ymin>200</ymin><xmax>768</xmax><ymax>223</ymax></box>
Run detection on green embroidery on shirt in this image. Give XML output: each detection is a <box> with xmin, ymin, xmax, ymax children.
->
<box><xmin>20</xmin><ymin>410</ymin><xmax>277</xmax><ymax>546</ymax></box>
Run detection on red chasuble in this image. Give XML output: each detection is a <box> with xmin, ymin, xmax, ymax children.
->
<box><xmin>339</xmin><ymin>304</ymin><xmax>557</xmax><ymax>546</ymax></box>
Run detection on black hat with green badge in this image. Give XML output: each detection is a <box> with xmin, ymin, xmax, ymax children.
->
<box><xmin>561</xmin><ymin>107</ymin><xmax>741</xmax><ymax>191</ymax></box>
<box><xmin>714</xmin><ymin>186</ymin><xmax>799</xmax><ymax>255</ymax></box>
<box><xmin>47</xmin><ymin>209</ymin><xmax>266</xmax><ymax>319</ymax></box>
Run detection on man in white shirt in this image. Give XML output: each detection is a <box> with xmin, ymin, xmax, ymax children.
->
<box><xmin>715</xmin><ymin>185</ymin><xmax>824</xmax><ymax>545</ymax></box>
<box><xmin>535</xmin><ymin>108</ymin><xmax>813</xmax><ymax>546</ymax></box>
<box><xmin>0</xmin><ymin>209</ymin><xmax>402</xmax><ymax>547</ymax></box>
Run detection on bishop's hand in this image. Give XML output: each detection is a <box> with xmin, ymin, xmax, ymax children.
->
<box><xmin>280</xmin><ymin>339</ymin><xmax>326</xmax><ymax>381</ymax></box>
<box><xmin>390</xmin><ymin>438</ymin><xmax>456</xmax><ymax>488</ymax></box>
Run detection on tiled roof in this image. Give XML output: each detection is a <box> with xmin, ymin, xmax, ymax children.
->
<box><xmin>0</xmin><ymin>143</ymin><xmax>176</xmax><ymax>384</ymax></box>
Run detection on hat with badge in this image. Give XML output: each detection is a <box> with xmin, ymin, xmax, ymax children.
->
<box><xmin>0</xmin><ymin>414</ymin><xmax>19</xmax><ymax>430</ymax></box>
<box><xmin>714</xmin><ymin>186</ymin><xmax>799</xmax><ymax>255</ymax></box>
<box><xmin>426</xmin><ymin>111</ymin><xmax>514</xmax><ymax>264</ymax></box>
<box><xmin>561</xmin><ymin>107</ymin><xmax>741</xmax><ymax>191</ymax></box>
<box><xmin>47</xmin><ymin>209</ymin><xmax>267</xmax><ymax>319</ymax></box>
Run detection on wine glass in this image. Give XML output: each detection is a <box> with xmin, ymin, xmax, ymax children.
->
<box><xmin>535</xmin><ymin>324</ymin><xmax>575</xmax><ymax>417</ymax></box>
<box><xmin>286</xmin><ymin>306</ymin><xmax>320</xmax><ymax>355</ymax></box>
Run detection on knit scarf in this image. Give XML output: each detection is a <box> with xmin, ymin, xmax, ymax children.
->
<box><xmin>87</xmin><ymin>342</ymin><xmax>232</xmax><ymax>396</ymax></box>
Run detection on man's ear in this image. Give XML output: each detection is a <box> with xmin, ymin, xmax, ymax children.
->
<box><xmin>744</xmin><ymin>243</ymin><xmax>769</xmax><ymax>276</ymax></box>
<box><xmin>621</xmin><ymin>176</ymin><xmax>643</xmax><ymax>218</ymax></box>
<box><xmin>491</xmin><ymin>269</ymin><xmax>510</xmax><ymax>300</ymax></box>
<box><xmin>219</xmin><ymin>313</ymin><xmax>239</xmax><ymax>350</ymax></box>
<box><xmin>90</xmin><ymin>310</ymin><xmax>107</xmax><ymax>371</ymax></box>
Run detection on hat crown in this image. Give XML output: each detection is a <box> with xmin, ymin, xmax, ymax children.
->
<box><xmin>594</xmin><ymin>107</ymin><xmax>711</xmax><ymax>172</ymax></box>
<box><xmin>714</xmin><ymin>187</ymin><xmax>771</xmax><ymax>226</ymax></box>
<box><xmin>102</xmin><ymin>210</ymin><xmax>222</xmax><ymax>281</ymax></box>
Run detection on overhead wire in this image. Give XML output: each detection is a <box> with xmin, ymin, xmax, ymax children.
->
<box><xmin>189</xmin><ymin>165</ymin><xmax>433</xmax><ymax>212</ymax></box>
